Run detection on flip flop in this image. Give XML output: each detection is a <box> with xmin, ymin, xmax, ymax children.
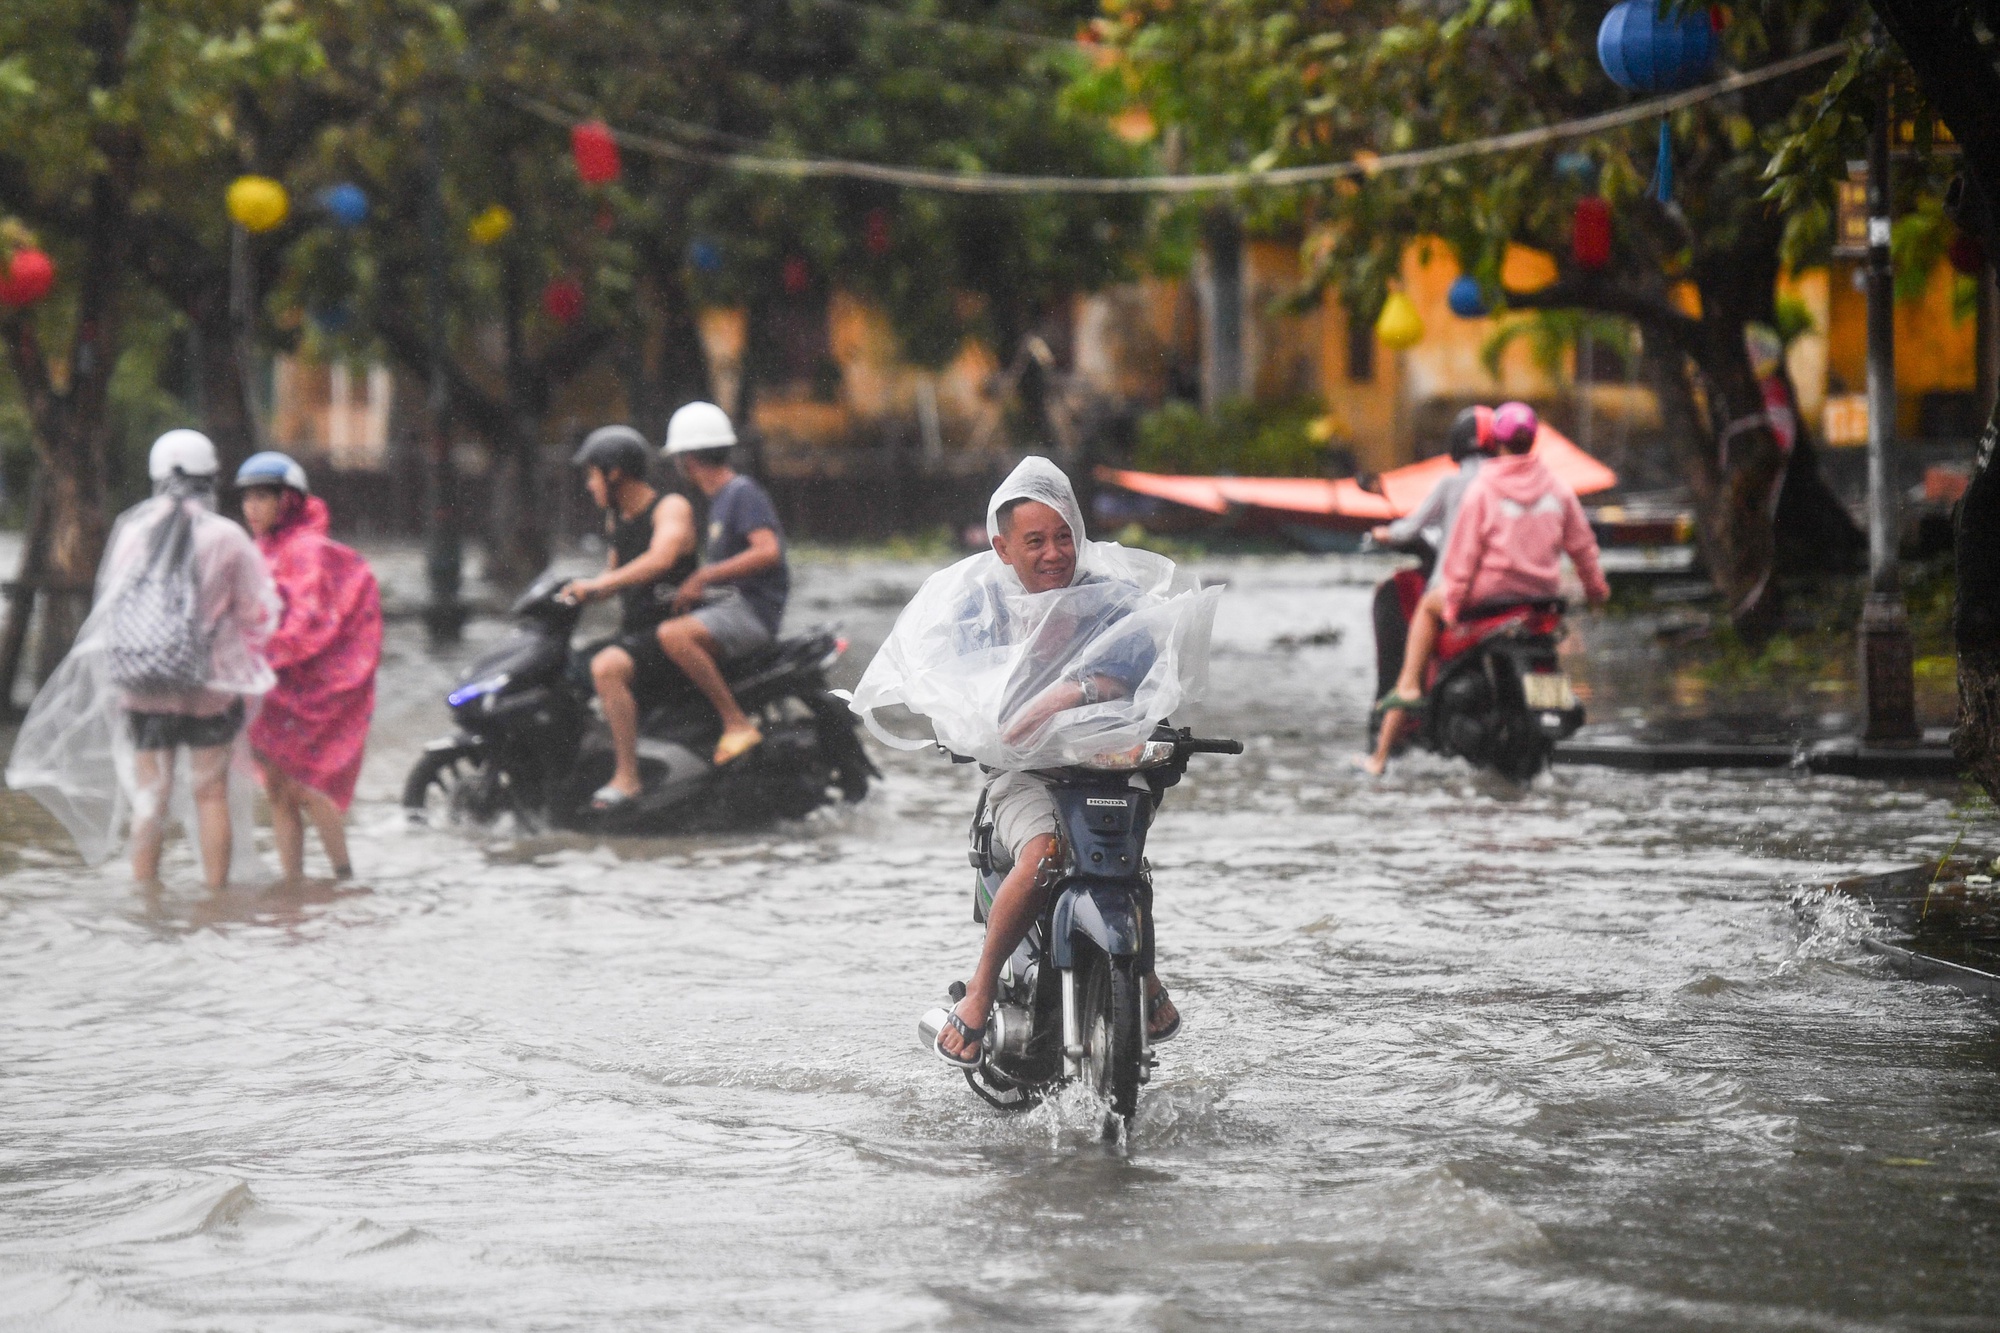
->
<box><xmin>1370</xmin><ymin>690</ymin><xmax>1427</xmax><ymax>724</ymax></box>
<box><xmin>933</xmin><ymin>1008</ymin><xmax>987</xmax><ymax>1070</ymax></box>
<box><xmin>590</xmin><ymin>784</ymin><xmax>637</xmax><ymax>812</ymax></box>
<box><xmin>712</xmin><ymin>724</ymin><xmax>764</xmax><ymax>766</ymax></box>
<box><xmin>1148</xmin><ymin>986</ymin><xmax>1181</xmax><ymax>1043</ymax></box>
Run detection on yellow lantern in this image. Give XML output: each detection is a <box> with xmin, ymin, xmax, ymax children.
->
<box><xmin>468</xmin><ymin>204</ymin><xmax>515</xmax><ymax>247</ymax></box>
<box><xmin>1375</xmin><ymin>289</ymin><xmax>1424</xmax><ymax>350</ymax></box>
<box><xmin>226</xmin><ymin>176</ymin><xmax>290</xmax><ymax>233</ymax></box>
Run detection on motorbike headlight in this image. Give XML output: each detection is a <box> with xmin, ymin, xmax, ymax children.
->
<box><xmin>447</xmin><ymin>673</ymin><xmax>510</xmax><ymax>709</ymax></box>
<box><xmin>1073</xmin><ymin>740</ymin><xmax>1177</xmax><ymax>771</ymax></box>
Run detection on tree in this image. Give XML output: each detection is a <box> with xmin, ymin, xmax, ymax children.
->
<box><xmin>1852</xmin><ymin>0</ymin><xmax>2000</xmax><ymax>799</ymax></box>
<box><xmin>1089</xmin><ymin>0</ymin><xmax>1865</xmax><ymax>622</ymax></box>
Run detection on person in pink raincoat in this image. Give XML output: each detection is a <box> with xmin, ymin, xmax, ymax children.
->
<box><xmin>234</xmin><ymin>451</ymin><xmax>382</xmax><ymax>879</ymax></box>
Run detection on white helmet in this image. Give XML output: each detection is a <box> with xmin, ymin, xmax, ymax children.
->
<box><xmin>148</xmin><ymin>429</ymin><xmax>219</xmax><ymax>481</ymax></box>
<box><xmin>664</xmin><ymin>401</ymin><xmax>737</xmax><ymax>455</ymax></box>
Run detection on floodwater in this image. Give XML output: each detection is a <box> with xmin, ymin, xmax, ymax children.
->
<box><xmin>2</xmin><ymin>549</ymin><xmax>1997</xmax><ymax>1331</ymax></box>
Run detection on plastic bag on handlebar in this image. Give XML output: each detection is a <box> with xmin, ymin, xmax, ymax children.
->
<box><xmin>848</xmin><ymin>457</ymin><xmax>1220</xmax><ymax>770</ymax></box>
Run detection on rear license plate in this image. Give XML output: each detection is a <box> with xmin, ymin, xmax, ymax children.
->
<box><xmin>1522</xmin><ymin>672</ymin><xmax>1577</xmax><ymax>710</ymax></box>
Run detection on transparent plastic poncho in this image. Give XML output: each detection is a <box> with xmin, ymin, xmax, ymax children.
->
<box><xmin>5</xmin><ymin>481</ymin><xmax>279</xmax><ymax>882</ymax></box>
<box><xmin>848</xmin><ymin>457</ymin><xmax>1220</xmax><ymax>770</ymax></box>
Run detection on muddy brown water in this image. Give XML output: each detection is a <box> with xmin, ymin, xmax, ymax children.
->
<box><xmin>1</xmin><ymin>548</ymin><xmax>1995</xmax><ymax>1330</ymax></box>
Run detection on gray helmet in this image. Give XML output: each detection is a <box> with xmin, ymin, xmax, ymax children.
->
<box><xmin>570</xmin><ymin>425</ymin><xmax>652</xmax><ymax>481</ymax></box>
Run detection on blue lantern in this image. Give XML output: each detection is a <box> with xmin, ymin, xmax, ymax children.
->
<box><xmin>689</xmin><ymin>238</ymin><xmax>722</xmax><ymax>273</ymax></box>
<box><xmin>319</xmin><ymin>182</ymin><xmax>368</xmax><ymax>228</ymax></box>
<box><xmin>308</xmin><ymin>305</ymin><xmax>352</xmax><ymax>334</ymax></box>
<box><xmin>1447</xmin><ymin>276</ymin><xmax>1490</xmax><ymax>318</ymax></box>
<box><xmin>1597</xmin><ymin>1</ymin><xmax>1717</xmax><ymax>94</ymax></box>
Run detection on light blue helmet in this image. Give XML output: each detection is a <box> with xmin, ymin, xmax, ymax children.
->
<box><xmin>235</xmin><ymin>450</ymin><xmax>309</xmax><ymax>494</ymax></box>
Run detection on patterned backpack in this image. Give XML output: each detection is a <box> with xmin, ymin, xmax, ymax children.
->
<box><xmin>106</xmin><ymin>501</ymin><xmax>211</xmax><ymax>692</ymax></box>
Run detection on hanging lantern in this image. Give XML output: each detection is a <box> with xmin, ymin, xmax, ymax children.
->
<box><xmin>542</xmin><ymin>276</ymin><xmax>585</xmax><ymax>325</ymax></box>
<box><xmin>1949</xmin><ymin>231</ymin><xmax>1987</xmax><ymax>276</ymax></box>
<box><xmin>308</xmin><ymin>305</ymin><xmax>352</xmax><ymax>334</ymax></box>
<box><xmin>689</xmin><ymin>238</ymin><xmax>723</xmax><ymax>273</ymax></box>
<box><xmin>782</xmin><ymin>255</ymin><xmax>810</xmax><ymax>296</ymax></box>
<box><xmin>468</xmin><ymin>204</ymin><xmax>515</xmax><ymax>247</ymax></box>
<box><xmin>595</xmin><ymin>206</ymin><xmax>615</xmax><ymax>235</ymax></box>
<box><xmin>320</xmin><ymin>183</ymin><xmax>368</xmax><ymax>228</ymax></box>
<box><xmin>1375</xmin><ymin>290</ymin><xmax>1424</xmax><ymax>350</ymax></box>
<box><xmin>1597</xmin><ymin>0</ymin><xmax>1717</xmax><ymax>93</ymax></box>
<box><xmin>0</xmin><ymin>248</ymin><xmax>56</xmax><ymax>307</ymax></box>
<box><xmin>571</xmin><ymin>120</ymin><xmax>621</xmax><ymax>185</ymax></box>
<box><xmin>1572</xmin><ymin>197</ymin><xmax>1613</xmax><ymax>271</ymax></box>
<box><xmin>226</xmin><ymin>175</ymin><xmax>291</xmax><ymax>233</ymax></box>
<box><xmin>864</xmin><ymin>208</ymin><xmax>891</xmax><ymax>257</ymax></box>
<box><xmin>1446</xmin><ymin>275</ymin><xmax>1490</xmax><ymax>318</ymax></box>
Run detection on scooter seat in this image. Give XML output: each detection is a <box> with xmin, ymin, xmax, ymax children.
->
<box><xmin>1434</xmin><ymin>600</ymin><xmax>1564</xmax><ymax>665</ymax></box>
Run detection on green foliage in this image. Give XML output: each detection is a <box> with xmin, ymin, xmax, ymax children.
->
<box><xmin>1479</xmin><ymin>310</ymin><xmax>1632</xmax><ymax>385</ymax></box>
<box><xmin>1133</xmin><ymin>397</ymin><xmax>1329</xmax><ymax>477</ymax></box>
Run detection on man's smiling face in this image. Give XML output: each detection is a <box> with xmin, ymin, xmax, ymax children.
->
<box><xmin>991</xmin><ymin>500</ymin><xmax>1076</xmax><ymax>593</ymax></box>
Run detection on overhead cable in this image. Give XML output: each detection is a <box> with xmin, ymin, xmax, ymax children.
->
<box><xmin>509</xmin><ymin>42</ymin><xmax>1846</xmax><ymax>197</ymax></box>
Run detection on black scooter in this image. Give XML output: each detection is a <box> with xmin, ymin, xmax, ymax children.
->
<box><xmin>403</xmin><ymin>571</ymin><xmax>876</xmax><ymax>832</ymax></box>
<box><xmin>920</xmin><ymin>726</ymin><xmax>1242</xmax><ymax>1127</ymax></box>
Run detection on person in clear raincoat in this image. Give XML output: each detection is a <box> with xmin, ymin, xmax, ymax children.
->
<box><xmin>6</xmin><ymin>431</ymin><xmax>278</xmax><ymax>890</ymax></box>
<box><xmin>849</xmin><ymin>457</ymin><xmax>1221</xmax><ymax>1068</ymax></box>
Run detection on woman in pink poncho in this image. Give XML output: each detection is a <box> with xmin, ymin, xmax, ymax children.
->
<box><xmin>235</xmin><ymin>451</ymin><xmax>382</xmax><ymax>879</ymax></box>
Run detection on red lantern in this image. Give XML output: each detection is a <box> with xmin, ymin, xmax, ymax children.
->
<box><xmin>571</xmin><ymin>120</ymin><xmax>621</xmax><ymax>185</ymax></box>
<box><xmin>864</xmin><ymin>208</ymin><xmax>891</xmax><ymax>257</ymax></box>
<box><xmin>782</xmin><ymin>255</ymin><xmax>810</xmax><ymax>296</ymax></box>
<box><xmin>1572</xmin><ymin>196</ymin><xmax>1612</xmax><ymax>272</ymax></box>
<box><xmin>0</xmin><ymin>248</ymin><xmax>55</xmax><ymax>307</ymax></box>
<box><xmin>542</xmin><ymin>277</ymin><xmax>585</xmax><ymax>325</ymax></box>
<box><xmin>1949</xmin><ymin>231</ymin><xmax>1987</xmax><ymax>276</ymax></box>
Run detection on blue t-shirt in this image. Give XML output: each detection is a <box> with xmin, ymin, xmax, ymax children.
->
<box><xmin>705</xmin><ymin>474</ymin><xmax>789</xmax><ymax>633</ymax></box>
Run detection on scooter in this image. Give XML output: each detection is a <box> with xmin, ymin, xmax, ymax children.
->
<box><xmin>403</xmin><ymin>571</ymin><xmax>876</xmax><ymax>832</ymax></box>
<box><xmin>919</xmin><ymin>726</ymin><xmax>1242</xmax><ymax>1127</ymax></box>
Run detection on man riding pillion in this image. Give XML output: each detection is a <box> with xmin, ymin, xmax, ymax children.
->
<box><xmin>847</xmin><ymin>458</ymin><xmax>1222</xmax><ymax>1072</ymax></box>
<box><xmin>658</xmin><ymin>401</ymin><xmax>791</xmax><ymax>767</ymax></box>
<box><xmin>560</xmin><ymin>425</ymin><xmax>697</xmax><ymax>810</ymax></box>
<box><xmin>1359</xmin><ymin>401</ymin><xmax>1609</xmax><ymax>776</ymax></box>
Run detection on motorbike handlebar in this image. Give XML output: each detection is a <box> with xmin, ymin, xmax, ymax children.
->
<box><xmin>1181</xmin><ymin>736</ymin><xmax>1244</xmax><ymax>755</ymax></box>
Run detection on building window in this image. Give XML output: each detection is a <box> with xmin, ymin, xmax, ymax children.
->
<box><xmin>1346</xmin><ymin>310</ymin><xmax>1375</xmax><ymax>383</ymax></box>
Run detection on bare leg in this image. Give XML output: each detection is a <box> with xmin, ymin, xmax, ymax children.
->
<box><xmin>187</xmin><ymin>744</ymin><xmax>233</xmax><ymax>891</ymax></box>
<box><xmin>264</xmin><ymin>763</ymin><xmax>307</xmax><ymax>881</ymax></box>
<box><xmin>591</xmin><ymin>645</ymin><xmax>644</xmax><ymax>797</ymax></box>
<box><xmin>940</xmin><ymin>833</ymin><xmax>1057</xmax><ymax>1061</ymax></box>
<box><xmin>1143</xmin><ymin>973</ymin><xmax>1178</xmax><ymax>1039</ymax></box>
<box><xmin>656</xmin><ymin>618</ymin><xmax>760</xmax><ymax>758</ymax></box>
<box><xmin>1360</xmin><ymin>592</ymin><xmax>1447</xmax><ymax>776</ymax></box>
<box><xmin>302</xmin><ymin>787</ymin><xmax>352</xmax><ymax>878</ymax></box>
<box><xmin>130</xmin><ymin>749</ymin><xmax>173</xmax><ymax>885</ymax></box>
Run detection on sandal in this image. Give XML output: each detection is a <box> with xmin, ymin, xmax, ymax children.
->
<box><xmin>1148</xmin><ymin>987</ymin><xmax>1181</xmax><ymax>1043</ymax></box>
<box><xmin>590</xmin><ymin>784</ymin><xmax>637</xmax><ymax>812</ymax></box>
<box><xmin>933</xmin><ymin>1008</ymin><xmax>987</xmax><ymax>1070</ymax></box>
<box><xmin>713</xmin><ymin>724</ymin><xmax>764</xmax><ymax>766</ymax></box>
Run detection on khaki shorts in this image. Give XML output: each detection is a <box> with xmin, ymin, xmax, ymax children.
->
<box><xmin>691</xmin><ymin>587</ymin><xmax>775</xmax><ymax>659</ymax></box>
<box><xmin>982</xmin><ymin>769</ymin><xmax>1062</xmax><ymax>870</ymax></box>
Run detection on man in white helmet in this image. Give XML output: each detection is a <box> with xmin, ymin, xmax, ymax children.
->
<box><xmin>7</xmin><ymin>430</ymin><xmax>278</xmax><ymax>890</ymax></box>
<box><xmin>657</xmin><ymin>402</ymin><xmax>790</xmax><ymax>765</ymax></box>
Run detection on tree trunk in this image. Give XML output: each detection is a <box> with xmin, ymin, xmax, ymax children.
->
<box><xmin>189</xmin><ymin>290</ymin><xmax>259</xmax><ymax>484</ymax></box>
<box><xmin>484</xmin><ymin>427</ymin><xmax>550</xmax><ymax>590</ymax></box>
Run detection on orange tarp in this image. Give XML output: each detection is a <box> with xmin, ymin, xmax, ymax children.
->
<box><xmin>1096</xmin><ymin>423</ymin><xmax>1617</xmax><ymax>525</ymax></box>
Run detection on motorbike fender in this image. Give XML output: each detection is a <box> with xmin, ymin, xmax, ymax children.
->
<box><xmin>1050</xmin><ymin>880</ymin><xmax>1145</xmax><ymax>969</ymax></box>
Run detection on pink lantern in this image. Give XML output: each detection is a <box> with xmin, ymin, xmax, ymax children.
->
<box><xmin>1572</xmin><ymin>197</ymin><xmax>1612</xmax><ymax>272</ymax></box>
<box><xmin>782</xmin><ymin>255</ymin><xmax>810</xmax><ymax>296</ymax></box>
<box><xmin>571</xmin><ymin>121</ymin><xmax>621</xmax><ymax>185</ymax></box>
<box><xmin>0</xmin><ymin>248</ymin><xmax>55</xmax><ymax>307</ymax></box>
<box><xmin>864</xmin><ymin>208</ymin><xmax>891</xmax><ymax>257</ymax></box>
<box><xmin>542</xmin><ymin>277</ymin><xmax>585</xmax><ymax>325</ymax></box>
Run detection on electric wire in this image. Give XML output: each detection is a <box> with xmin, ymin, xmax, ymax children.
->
<box><xmin>508</xmin><ymin>41</ymin><xmax>1846</xmax><ymax>196</ymax></box>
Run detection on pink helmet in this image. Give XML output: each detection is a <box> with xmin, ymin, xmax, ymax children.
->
<box><xmin>1492</xmin><ymin>401</ymin><xmax>1540</xmax><ymax>453</ymax></box>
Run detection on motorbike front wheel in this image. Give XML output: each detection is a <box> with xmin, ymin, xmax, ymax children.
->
<box><xmin>402</xmin><ymin>741</ymin><xmax>520</xmax><ymax>827</ymax></box>
<box><xmin>1078</xmin><ymin>948</ymin><xmax>1144</xmax><ymax>1120</ymax></box>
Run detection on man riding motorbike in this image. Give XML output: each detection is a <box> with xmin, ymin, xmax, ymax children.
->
<box><xmin>559</xmin><ymin>425</ymin><xmax>697</xmax><ymax>810</ymax></box>
<box><xmin>1358</xmin><ymin>401</ymin><xmax>1609</xmax><ymax>776</ymax></box>
<box><xmin>1368</xmin><ymin>405</ymin><xmax>1495</xmax><ymax>700</ymax></box>
<box><xmin>658</xmin><ymin>401</ymin><xmax>791</xmax><ymax>767</ymax></box>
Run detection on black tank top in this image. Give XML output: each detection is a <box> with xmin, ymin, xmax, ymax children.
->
<box><xmin>609</xmin><ymin>493</ymin><xmax>697</xmax><ymax>633</ymax></box>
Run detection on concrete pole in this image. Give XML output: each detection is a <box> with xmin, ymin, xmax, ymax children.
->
<box><xmin>1858</xmin><ymin>71</ymin><xmax>1919</xmax><ymax>743</ymax></box>
<box><xmin>421</xmin><ymin>99</ymin><xmax>465</xmax><ymax>642</ymax></box>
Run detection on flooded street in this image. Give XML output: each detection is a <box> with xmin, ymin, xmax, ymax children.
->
<box><xmin>2</xmin><ymin>551</ymin><xmax>1996</xmax><ymax>1330</ymax></box>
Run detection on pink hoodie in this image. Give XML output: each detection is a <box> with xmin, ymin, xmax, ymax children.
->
<box><xmin>1436</xmin><ymin>452</ymin><xmax>1609</xmax><ymax>623</ymax></box>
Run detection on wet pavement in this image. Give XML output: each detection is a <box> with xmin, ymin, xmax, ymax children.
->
<box><xmin>1</xmin><ymin>548</ymin><xmax>1996</xmax><ymax>1331</ymax></box>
